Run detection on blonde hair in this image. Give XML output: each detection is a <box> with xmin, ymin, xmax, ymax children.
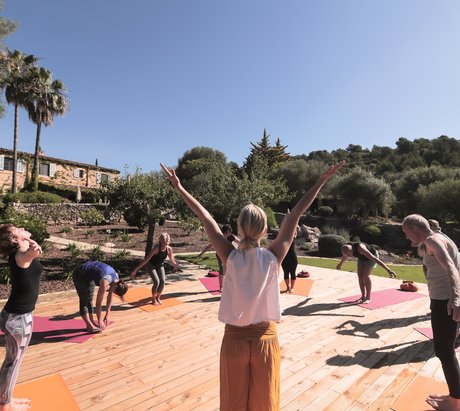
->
<box><xmin>237</xmin><ymin>204</ymin><xmax>267</xmax><ymax>250</ymax></box>
<box><xmin>428</xmin><ymin>219</ymin><xmax>441</xmax><ymax>231</ymax></box>
<box><xmin>159</xmin><ymin>232</ymin><xmax>170</xmax><ymax>245</ymax></box>
<box><xmin>402</xmin><ymin>214</ymin><xmax>430</xmax><ymax>231</ymax></box>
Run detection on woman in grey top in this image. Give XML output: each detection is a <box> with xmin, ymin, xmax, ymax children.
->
<box><xmin>403</xmin><ymin>214</ymin><xmax>460</xmax><ymax>411</ymax></box>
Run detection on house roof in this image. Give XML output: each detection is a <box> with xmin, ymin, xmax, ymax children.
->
<box><xmin>0</xmin><ymin>147</ymin><xmax>119</xmax><ymax>174</ymax></box>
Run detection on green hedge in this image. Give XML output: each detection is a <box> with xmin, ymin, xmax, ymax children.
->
<box><xmin>318</xmin><ymin>234</ymin><xmax>347</xmax><ymax>257</ymax></box>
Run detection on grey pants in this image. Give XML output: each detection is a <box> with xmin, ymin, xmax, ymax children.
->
<box><xmin>73</xmin><ymin>267</ymin><xmax>96</xmax><ymax>315</ymax></box>
<box><xmin>147</xmin><ymin>264</ymin><xmax>166</xmax><ymax>294</ymax></box>
<box><xmin>0</xmin><ymin>310</ymin><xmax>33</xmax><ymax>405</ymax></box>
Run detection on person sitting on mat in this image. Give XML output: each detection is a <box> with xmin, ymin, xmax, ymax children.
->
<box><xmin>0</xmin><ymin>224</ymin><xmax>43</xmax><ymax>411</ymax></box>
<box><xmin>336</xmin><ymin>242</ymin><xmax>397</xmax><ymax>304</ymax></box>
<box><xmin>73</xmin><ymin>261</ymin><xmax>128</xmax><ymax>332</ymax></box>
<box><xmin>197</xmin><ymin>225</ymin><xmax>240</xmax><ymax>292</ymax></box>
<box><xmin>161</xmin><ymin>160</ymin><xmax>344</xmax><ymax>411</ymax></box>
<box><xmin>130</xmin><ymin>233</ymin><xmax>178</xmax><ymax>305</ymax></box>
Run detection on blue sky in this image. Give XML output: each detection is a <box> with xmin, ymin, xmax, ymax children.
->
<box><xmin>1</xmin><ymin>1</ymin><xmax>460</xmax><ymax>173</ymax></box>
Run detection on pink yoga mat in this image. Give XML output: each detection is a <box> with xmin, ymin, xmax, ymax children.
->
<box><xmin>415</xmin><ymin>327</ymin><xmax>460</xmax><ymax>352</ymax></box>
<box><xmin>339</xmin><ymin>288</ymin><xmax>426</xmax><ymax>310</ymax></box>
<box><xmin>0</xmin><ymin>316</ymin><xmax>104</xmax><ymax>344</ymax></box>
<box><xmin>199</xmin><ymin>277</ymin><xmax>222</xmax><ymax>295</ymax></box>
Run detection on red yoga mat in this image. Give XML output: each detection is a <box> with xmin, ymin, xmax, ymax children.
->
<box><xmin>339</xmin><ymin>288</ymin><xmax>426</xmax><ymax>309</ymax></box>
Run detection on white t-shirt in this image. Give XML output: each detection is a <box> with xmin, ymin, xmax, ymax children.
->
<box><xmin>218</xmin><ymin>247</ymin><xmax>281</xmax><ymax>326</ymax></box>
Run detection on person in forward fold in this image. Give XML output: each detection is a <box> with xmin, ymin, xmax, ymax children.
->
<box><xmin>336</xmin><ymin>242</ymin><xmax>397</xmax><ymax>304</ymax></box>
<box><xmin>403</xmin><ymin>214</ymin><xmax>460</xmax><ymax>411</ymax></box>
<box><xmin>130</xmin><ymin>233</ymin><xmax>178</xmax><ymax>305</ymax></box>
<box><xmin>197</xmin><ymin>225</ymin><xmax>240</xmax><ymax>292</ymax></box>
<box><xmin>161</xmin><ymin>160</ymin><xmax>344</xmax><ymax>411</ymax></box>
<box><xmin>0</xmin><ymin>224</ymin><xmax>43</xmax><ymax>411</ymax></box>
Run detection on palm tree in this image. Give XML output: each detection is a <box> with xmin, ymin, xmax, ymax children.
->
<box><xmin>0</xmin><ymin>50</ymin><xmax>38</xmax><ymax>193</ymax></box>
<box><xmin>26</xmin><ymin>67</ymin><xmax>69</xmax><ymax>191</ymax></box>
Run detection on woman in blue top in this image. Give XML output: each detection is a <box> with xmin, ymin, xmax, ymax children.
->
<box><xmin>72</xmin><ymin>261</ymin><xmax>128</xmax><ymax>332</ymax></box>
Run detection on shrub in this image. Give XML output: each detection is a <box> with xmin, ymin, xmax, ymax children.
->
<box><xmin>123</xmin><ymin>205</ymin><xmax>147</xmax><ymax>231</ymax></box>
<box><xmin>178</xmin><ymin>215</ymin><xmax>202</xmax><ymax>236</ymax></box>
<box><xmin>120</xmin><ymin>233</ymin><xmax>131</xmax><ymax>243</ymax></box>
<box><xmin>0</xmin><ymin>266</ymin><xmax>11</xmax><ymax>284</ymax></box>
<box><xmin>158</xmin><ymin>216</ymin><xmax>166</xmax><ymax>226</ymax></box>
<box><xmin>60</xmin><ymin>226</ymin><xmax>74</xmax><ymax>234</ymax></box>
<box><xmin>112</xmin><ymin>249</ymin><xmax>131</xmax><ymax>259</ymax></box>
<box><xmin>81</xmin><ymin>208</ymin><xmax>105</xmax><ymax>227</ymax></box>
<box><xmin>3</xmin><ymin>190</ymin><xmax>65</xmax><ymax>204</ymax></box>
<box><xmin>1</xmin><ymin>206</ymin><xmax>49</xmax><ymax>245</ymax></box>
<box><xmin>351</xmin><ymin>224</ymin><xmax>382</xmax><ymax>245</ymax></box>
<box><xmin>41</xmin><ymin>204</ymin><xmax>68</xmax><ymax>225</ymax></box>
<box><xmin>264</xmin><ymin>207</ymin><xmax>277</xmax><ymax>230</ymax></box>
<box><xmin>87</xmin><ymin>246</ymin><xmax>104</xmax><ymax>261</ymax></box>
<box><xmin>317</xmin><ymin>206</ymin><xmax>334</xmax><ymax>217</ymax></box>
<box><xmin>322</xmin><ymin>224</ymin><xmax>349</xmax><ymax>240</ymax></box>
<box><xmin>66</xmin><ymin>243</ymin><xmax>83</xmax><ymax>259</ymax></box>
<box><xmin>318</xmin><ymin>234</ymin><xmax>347</xmax><ymax>257</ymax></box>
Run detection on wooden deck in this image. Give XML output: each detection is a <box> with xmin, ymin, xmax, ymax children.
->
<box><xmin>1</xmin><ymin>262</ymin><xmax>445</xmax><ymax>410</ymax></box>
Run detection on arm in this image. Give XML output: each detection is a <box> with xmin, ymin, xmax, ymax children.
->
<box><xmin>268</xmin><ymin>161</ymin><xmax>345</xmax><ymax>262</ymax></box>
<box><xmin>15</xmin><ymin>239</ymin><xmax>42</xmax><ymax>268</ymax></box>
<box><xmin>167</xmin><ymin>246</ymin><xmax>178</xmax><ymax>271</ymax></box>
<box><xmin>130</xmin><ymin>247</ymin><xmax>159</xmax><ymax>278</ymax></box>
<box><xmin>161</xmin><ymin>163</ymin><xmax>234</xmax><ymax>264</ymax></box>
<box><xmin>104</xmin><ymin>283</ymin><xmax>116</xmax><ymax>326</ymax></box>
<box><xmin>336</xmin><ymin>254</ymin><xmax>348</xmax><ymax>270</ymax></box>
<box><xmin>426</xmin><ymin>237</ymin><xmax>460</xmax><ymax>321</ymax></box>
<box><xmin>356</xmin><ymin>244</ymin><xmax>396</xmax><ymax>278</ymax></box>
<box><xmin>95</xmin><ymin>279</ymin><xmax>109</xmax><ymax>330</ymax></box>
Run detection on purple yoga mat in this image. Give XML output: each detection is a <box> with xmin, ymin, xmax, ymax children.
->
<box><xmin>339</xmin><ymin>288</ymin><xmax>426</xmax><ymax>310</ymax></box>
<box><xmin>199</xmin><ymin>277</ymin><xmax>222</xmax><ymax>296</ymax></box>
<box><xmin>0</xmin><ymin>316</ymin><xmax>105</xmax><ymax>344</ymax></box>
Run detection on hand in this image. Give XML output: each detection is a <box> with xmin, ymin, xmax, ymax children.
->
<box><xmin>320</xmin><ymin>161</ymin><xmax>346</xmax><ymax>182</ymax></box>
<box><xmin>130</xmin><ymin>271</ymin><xmax>136</xmax><ymax>279</ymax></box>
<box><xmin>387</xmin><ymin>269</ymin><xmax>397</xmax><ymax>279</ymax></box>
<box><xmin>173</xmin><ymin>264</ymin><xmax>178</xmax><ymax>272</ymax></box>
<box><xmin>448</xmin><ymin>300</ymin><xmax>460</xmax><ymax>322</ymax></box>
<box><xmin>336</xmin><ymin>264</ymin><xmax>342</xmax><ymax>270</ymax></box>
<box><xmin>160</xmin><ymin>163</ymin><xmax>180</xmax><ymax>189</ymax></box>
<box><xmin>98</xmin><ymin>319</ymin><xmax>106</xmax><ymax>331</ymax></box>
<box><xmin>28</xmin><ymin>239</ymin><xmax>42</xmax><ymax>255</ymax></box>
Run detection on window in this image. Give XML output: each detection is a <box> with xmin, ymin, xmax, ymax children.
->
<box><xmin>0</xmin><ymin>156</ymin><xmax>25</xmax><ymax>173</ymax></box>
<box><xmin>100</xmin><ymin>173</ymin><xmax>109</xmax><ymax>183</ymax></box>
<box><xmin>73</xmin><ymin>168</ymin><xmax>84</xmax><ymax>178</ymax></box>
<box><xmin>39</xmin><ymin>162</ymin><xmax>56</xmax><ymax>177</ymax></box>
<box><xmin>39</xmin><ymin>163</ymin><xmax>50</xmax><ymax>176</ymax></box>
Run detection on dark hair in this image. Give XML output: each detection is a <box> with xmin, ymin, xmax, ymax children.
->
<box><xmin>0</xmin><ymin>224</ymin><xmax>19</xmax><ymax>256</ymax></box>
<box><xmin>114</xmin><ymin>279</ymin><xmax>128</xmax><ymax>298</ymax></box>
<box><xmin>221</xmin><ymin>224</ymin><xmax>232</xmax><ymax>234</ymax></box>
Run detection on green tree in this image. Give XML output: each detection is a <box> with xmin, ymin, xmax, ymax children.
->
<box><xmin>331</xmin><ymin>168</ymin><xmax>395</xmax><ymax>218</ymax></box>
<box><xmin>175</xmin><ymin>146</ymin><xmax>227</xmax><ymax>183</ymax></box>
<box><xmin>1</xmin><ymin>50</ymin><xmax>38</xmax><ymax>192</ymax></box>
<box><xmin>104</xmin><ymin>169</ymin><xmax>177</xmax><ymax>256</ymax></box>
<box><xmin>26</xmin><ymin>67</ymin><xmax>69</xmax><ymax>191</ymax></box>
<box><xmin>415</xmin><ymin>179</ymin><xmax>460</xmax><ymax>223</ymax></box>
<box><xmin>0</xmin><ymin>3</ymin><xmax>17</xmax><ymax>117</ymax></box>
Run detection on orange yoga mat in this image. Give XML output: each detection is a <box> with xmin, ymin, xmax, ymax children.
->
<box><xmin>279</xmin><ymin>278</ymin><xmax>314</xmax><ymax>296</ymax></box>
<box><xmin>14</xmin><ymin>373</ymin><xmax>79</xmax><ymax>411</ymax></box>
<box><xmin>391</xmin><ymin>375</ymin><xmax>448</xmax><ymax>411</ymax></box>
<box><xmin>122</xmin><ymin>286</ymin><xmax>183</xmax><ymax>312</ymax></box>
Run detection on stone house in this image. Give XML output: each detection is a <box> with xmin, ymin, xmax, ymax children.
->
<box><xmin>0</xmin><ymin>147</ymin><xmax>120</xmax><ymax>192</ymax></box>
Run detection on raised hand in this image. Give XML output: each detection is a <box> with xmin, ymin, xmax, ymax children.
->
<box><xmin>320</xmin><ymin>161</ymin><xmax>346</xmax><ymax>182</ymax></box>
<box><xmin>160</xmin><ymin>163</ymin><xmax>180</xmax><ymax>189</ymax></box>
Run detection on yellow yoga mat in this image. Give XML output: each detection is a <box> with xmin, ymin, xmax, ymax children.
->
<box><xmin>279</xmin><ymin>278</ymin><xmax>314</xmax><ymax>296</ymax></box>
<box><xmin>14</xmin><ymin>373</ymin><xmax>79</xmax><ymax>411</ymax></box>
<box><xmin>122</xmin><ymin>286</ymin><xmax>183</xmax><ymax>312</ymax></box>
<box><xmin>391</xmin><ymin>375</ymin><xmax>448</xmax><ymax>411</ymax></box>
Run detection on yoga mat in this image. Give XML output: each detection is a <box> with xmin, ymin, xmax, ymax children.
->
<box><xmin>415</xmin><ymin>327</ymin><xmax>460</xmax><ymax>352</ymax></box>
<box><xmin>0</xmin><ymin>316</ymin><xmax>100</xmax><ymax>344</ymax></box>
<box><xmin>339</xmin><ymin>288</ymin><xmax>425</xmax><ymax>310</ymax></box>
<box><xmin>391</xmin><ymin>375</ymin><xmax>447</xmax><ymax>411</ymax></box>
<box><xmin>122</xmin><ymin>286</ymin><xmax>184</xmax><ymax>312</ymax></box>
<box><xmin>199</xmin><ymin>277</ymin><xmax>222</xmax><ymax>295</ymax></box>
<box><xmin>14</xmin><ymin>373</ymin><xmax>79</xmax><ymax>411</ymax></box>
<box><xmin>280</xmin><ymin>278</ymin><xmax>314</xmax><ymax>296</ymax></box>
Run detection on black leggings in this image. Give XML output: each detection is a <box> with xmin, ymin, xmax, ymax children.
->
<box><xmin>431</xmin><ymin>299</ymin><xmax>460</xmax><ymax>398</ymax></box>
<box><xmin>282</xmin><ymin>262</ymin><xmax>297</xmax><ymax>280</ymax></box>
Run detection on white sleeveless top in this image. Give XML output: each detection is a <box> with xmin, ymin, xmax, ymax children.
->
<box><xmin>218</xmin><ymin>247</ymin><xmax>281</xmax><ymax>326</ymax></box>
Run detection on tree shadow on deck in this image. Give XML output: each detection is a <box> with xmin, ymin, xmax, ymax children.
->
<box><xmin>325</xmin><ymin>339</ymin><xmax>434</xmax><ymax>369</ymax></box>
<box><xmin>283</xmin><ymin>299</ymin><xmax>365</xmax><ymax>318</ymax></box>
<box><xmin>335</xmin><ymin>314</ymin><xmax>430</xmax><ymax>339</ymax></box>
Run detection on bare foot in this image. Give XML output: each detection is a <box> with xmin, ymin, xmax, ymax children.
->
<box><xmin>85</xmin><ymin>326</ymin><xmax>101</xmax><ymax>333</ymax></box>
<box><xmin>361</xmin><ymin>299</ymin><xmax>371</xmax><ymax>304</ymax></box>
<box><xmin>426</xmin><ymin>394</ymin><xmax>460</xmax><ymax>410</ymax></box>
<box><xmin>156</xmin><ymin>298</ymin><xmax>162</xmax><ymax>305</ymax></box>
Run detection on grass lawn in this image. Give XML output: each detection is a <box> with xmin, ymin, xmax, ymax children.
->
<box><xmin>178</xmin><ymin>252</ymin><xmax>426</xmax><ymax>284</ymax></box>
